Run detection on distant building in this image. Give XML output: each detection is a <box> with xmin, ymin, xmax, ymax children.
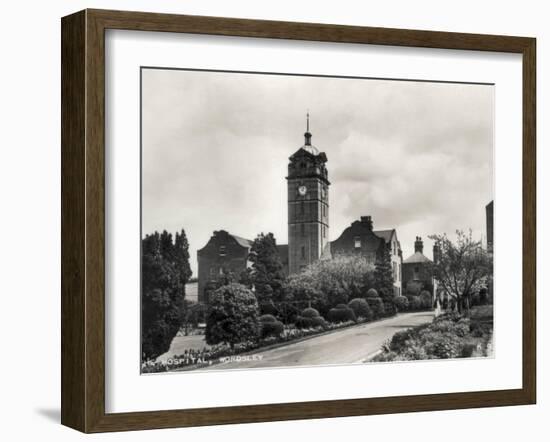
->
<box><xmin>402</xmin><ymin>236</ymin><xmax>434</xmax><ymax>295</ymax></box>
<box><xmin>331</xmin><ymin>216</ymin><xmax>403</xmax><ymax>296</ymax></box>
<box><xmin>196</xmin><ymin>230</ymin><xmax>288</xmax><ymax>303</ymax></box>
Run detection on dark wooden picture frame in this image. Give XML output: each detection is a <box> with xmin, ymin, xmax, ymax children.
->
<box><xmin>61</xmin><ymin>9</ymin><xmax>536</xmax><ymax>433</ymax></box>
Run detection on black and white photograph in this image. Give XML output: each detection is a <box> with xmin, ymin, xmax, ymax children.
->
<box><xmin>140</xmin><ymin>68</ymin><xmax>495</xmax><ymax>374</ymax></box>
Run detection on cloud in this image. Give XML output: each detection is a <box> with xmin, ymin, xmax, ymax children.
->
<box><xmin>142</xmin><ymin>69</ymin><xmax>494</xmax><ymax>275</ymax></box>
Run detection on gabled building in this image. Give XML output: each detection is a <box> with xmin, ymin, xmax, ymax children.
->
<box><xmin>331</xmin><ymin>215</ymin><xmax>403</xmax><ymax>296</ymax></box>
<box><xmin>373</xmin><ymin>228</ymin><xmax>403</xmax><ymax>297</ymax></box>
<box><xmin>197</xmin><ymin>230</ymin><xmax>289</xmax><ymax>303</ymax></box>
<box><xmin>402</xmin><ymin>236</ymin><xmax>434</xmax><ymax>295</ymax></box>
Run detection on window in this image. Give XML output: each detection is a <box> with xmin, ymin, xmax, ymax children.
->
<box><xmin>323</xmin><ymin>225</ymin><xmax>326</xmax><ymax>238</ymax></box>
<box><xmin>301</xmin><ymin>246</ymin><xmax>306</xmax><ymax>259</ymax></box>
<box><xmin>219</xmin><ymin>245</ymin><xmax>226</xmax><ymax>256</ymax></box>
<box><xmin>354</xmin><ymin>236</ymin><xmax>361</xmax><ymax>249</ymax></box>
<box><xmin>300</xmin><ymin>201</ymin><xmax>304</xmax><ymax>214</ymax></box>
<box><xmin>393</xmin><ymin>241</ymin><xmax>396</xmax><ymax>255</ymax></box>
<box><xmin>393</xmin><ymin>262</ymin><xmax>397</xmax><ymax>280</ymax></box>
<box><xmin>300</xmin><ymin>224</ymin><xmax>305</xmax><ymax>237</ymax></box>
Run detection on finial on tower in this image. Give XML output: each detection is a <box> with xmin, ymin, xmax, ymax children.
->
<box><xmin>304</xmin><ymin>111</ymin><xmax>312</xmax><ymax>146</ymax></box>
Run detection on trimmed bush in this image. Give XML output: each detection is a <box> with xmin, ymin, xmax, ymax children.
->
<box><xmin>419</xmin><ymin>291</ymin><xmax>433</xmax><ymax>310</ymax></box>
<box><xmin>294</xmin><ymin>315</ymin><xmax>327</xmax><ymax>329</ymax></box>
<box><xmin>205</xmin><ymin>283</ymin><xmax>260</xmax><ymax>348</ymax></box>
<box><xmin>393</xmin><ymin>295</ymin><xmax>409</xmax><ymax>312</ymax></box>
<box><xmin>348</xmin><ymin>298</ymin><xmax>373</xmax><ymax>320</ymax></box>
<box><xmin>366</xmin><ymin>296</ymin><xmax>385</xmax><ymax>318</ymax></box>
<box><xmin>301</xmin><ymin>307</ymin><xmax>321</xmax><ymax>318</ymax></box>
<box><xmin>407</xmin><ymin>295</ymin><xmax>422</xmax><ymax>311</ymax></box>
<box><xmin>260</xmin><ymin>319</ymin><xmax>284</xmax><ymax>339</ymax></box>
<box><xmin>259</xmin><ymin>314</ymin><xmax>278</xmax><ymax>323</ymax></box>
<box><xmin>382</xmin><ymin>299</ymin><xmax>397</xmax><ymax>317</ymax></box>
<box><xmin>366</xmin><ymin>288</ymin><xmax>379</xmax><ymax>298</ymax></box>
<box><xmin>327</xmin><ymin>305</ymin><xmax>357</xmax><ymax>323</ymax></box>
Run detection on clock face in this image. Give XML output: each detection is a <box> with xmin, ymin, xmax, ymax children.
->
<box><xmin>298</xmin><ymin>185</ymin><xmax>307</xmax><ymax>196</ymax></box>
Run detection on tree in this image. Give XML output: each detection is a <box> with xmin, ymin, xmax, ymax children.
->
<box><xmin>284</xmin><ymin>255</ymin><xmax>375</xmax><ymax>316</ymax></box>
<box><xmin>141</xmin><ymin>229</ymin><xmax>192</xmax><ymax>360</ymax></box>
<box><xmin>205</xmin><ymin>283</ymin><xmax>260</xmax><ymax>348</ymax></box>
<box><xmin>429</xmin><ymin>230</ymin><xmax>493</xmax><ymax>315</ymax></box>
<box><xmin>248</xmin><ymin>233</ymin><xmax>286</xmax><ymax>303</ymax></box>
<box><xmin>375</xmin><ymin>244</ymin><xmax>396</xmax><ymax>316</ymax></box>
<box><xmin>375</xmin><ymin>244</ymin><xmax>394</xmax><ymax>298</ymax></box>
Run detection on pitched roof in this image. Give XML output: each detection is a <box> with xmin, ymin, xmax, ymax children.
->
<box><xmin>230</xmin><ymin>234</ymin><xmax>253</xmax><ymax>248</ymax></box>
<box><xmin>373</xmin><ymin>229</ymin><xmax>394</xmax><ymax>243</ymax></box>
<box><xmin>403</xmin><ymin>251</ymin><xmax>432</xmax><ymax>264</ymax></box>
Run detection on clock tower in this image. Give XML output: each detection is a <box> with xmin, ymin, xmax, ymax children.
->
<box><xmin>287</xmin><ymin>114</ymin><xmax>330</xmax><ymax>274</ymax></box>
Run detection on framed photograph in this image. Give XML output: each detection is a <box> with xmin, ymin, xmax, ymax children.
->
<box><xmin>61</xmin><ymin>9</ymin><xmax>536</xmax><ymax>433</ymax></box>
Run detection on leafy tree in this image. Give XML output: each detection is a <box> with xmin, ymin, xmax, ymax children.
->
<box><xmin>429</xmin><ymin>230</ymin><xmax>493</xmax><ymax>315</ymax></box>
<box><xmin>375</xmin><ymin>244</ymin><xmax>396</xmax><ymax>316</ymax></box>
<box><xmin>205</xmin><ymin>283</ymin><xmax>260</xmax><ymax>348</ymax></box>
<box><xmin>284</xmin><ymin>255</ymin><xmax>375</xmax><ymax>315</ymax></box>
<box><xmin>141</xmin><ymin>229</ymin><xmax>192</xmax><ymax>360</ymax></box>
<box><xmin>248</xmin><ymin>233</ymin><xmax>286</xmax><ymax>303</ymax></box>
<box><xmin>375</xmin><ymin>244</ymin><xmax>394</xmax><ymax>298</ymax></box>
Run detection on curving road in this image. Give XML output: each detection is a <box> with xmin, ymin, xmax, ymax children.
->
<box><xmin>198</xmin><ymin>311</ymin><xmax>434</xmax><ymax>371</ymax></box>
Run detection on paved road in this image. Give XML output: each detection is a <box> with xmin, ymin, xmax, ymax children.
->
<box><xmin>198</xmin><ymin>311</ymin><xmax>434</xmax><ymax>371</ymax></box>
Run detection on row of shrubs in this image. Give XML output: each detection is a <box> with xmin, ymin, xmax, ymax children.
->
<box><xmin>393</xmin><ymin>291</ymin><xmax>433</xmax><ymax>312</ymax></box>
<box><xmin>372</xmin><ymin>307</ymin><xmax>494</xmax><ymax>362</ymax></box>
<box><xmin>259</xmin><ymin>288</ymin><xmax>412</xmax><ymax>339</ymax></box>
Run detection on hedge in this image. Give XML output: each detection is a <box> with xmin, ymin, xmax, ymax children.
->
<box><xmin>348</xmin><ymin>298</ymin><xmax>373</xmax><ymax>320</ymax></box>
<box><xmin>327</xmin><ymin>305</ymin><xmax>357</xmax><ymax>323</ymax></box>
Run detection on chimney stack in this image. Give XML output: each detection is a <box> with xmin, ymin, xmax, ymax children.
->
<box><xmin>414</xmin><ymin>236</ymin><xmax>424</xmax><ymax>254</ymax></box>
<box><xmin>433</xmin><ymin>242</ymin><xmax>441</xmax><ymax>263</ymax></box>
<box><xmin>360</xmin><ymin>215</ymin><xmax>373</xmax><ymax>231</ymax></box>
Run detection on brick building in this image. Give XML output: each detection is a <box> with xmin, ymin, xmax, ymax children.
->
<box><xmin>286</xmin><ymin>114</ymin><xmax>331</xmax><ymax>274</ymax></box>
<box><xmin>196</xmin><ymin>115</ymin><xmax>403</xmax><ymax>302</ymax></box>
<box><xmin>331</xmin><ymin>216</ymin><xmax>403</xmax><ymax>296</ymax></box>
<box><xmin>196</xmin><ymin>230</ymin><xmax>288</xmax><ymax>302</ymax></box>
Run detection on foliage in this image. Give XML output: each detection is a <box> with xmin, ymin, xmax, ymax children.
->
<box><xmin>260</xmin><ymin>315</ymin><xmax>284</xmax><ymax>338</ymax></box>
<box><xmin>366</xmin><ymin>296</ymin><xmax>385</xmax><ymax>319</ymax></box>
<box><xmin>259</xmin><ymin>314</ymin><xmax>278</xmax><ymax>323</ymax></box>
<box><xmin>429</xmin><ymin>230</ymin><xmax>493</xmax><ymax>314</ymax></box>
<box><xmin>365</xmin><ymin>288</ymin><xmax>379</xmax><ymax>298</ymax></box>
<box><xmin>301</xmin><ymin>307</ymin><xmax>321</xmax><ymax>318</ymax></box>
<box><xmin>294</xmin><ymin>315</ymin><xmax>327</xmax><ymax>329</ymax></box>
<box><xmin>142</xmin><ymin>229</ymin><xmax>192</xmax><ymax>360</ymax></box>
<box><xmin>373</xmin><ymin>306</ymin><xmax>493</xmax><ymax>362</ymax></box>
<box><xmin>406</xmin><ymin>295</ymin><xmax>422</xmax><ymax>311</ymax></box>
<box><xmin>258</xmin><ymin>301</ymin><xmax>279</xmax><ymax>316</ymax></box>
<box><xmin>393</xmin><ymin>295</ymin><xmax>409</xmax><ymax>312</ymax></box>
<box><xmin>284</xmin><ymin>255</ymin><xmax>375</xmax><ymax>314</ymax></box>
<box><xmin>327</xmin><ymin>305</ymin><xmax>357</xmax><ymax>323</ymax></box>
<box><xmin>375</xmin><ymin>244</ymin><xmax>394</xmax><ymax>299</ymax></box>
<box><xmin>205</xmin><ymin>283</ymin><xmax>260</xmax><ymax>348</ymax></box>
<box><xmin>181</xmin><ymin>301</ymin><xmax>208</xmax><ymax>333</ymax></box>
<box><xmin>405</xmin><ymin>281</ymin><xmax>423</xmax><ymax>296</ymax></box>
<box><xmin>348</xmin><ymin>298</ymin><xmax>373</xmax><ymax>320</ymax></box>
<box><xmin>248</xmin><ymin>233</ymin><xmax>286</xmax><ymax>303</ymax></box>
<box><xmin>419</xmin><ymin>290</ymin><xmax>433</xmax><ymax>310</ymax></box>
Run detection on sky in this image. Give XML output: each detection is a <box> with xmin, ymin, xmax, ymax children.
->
<box><xmin>142</xmin><ymin>68</ymin><xmax>494</xmax><ymax>276</ymax></box>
